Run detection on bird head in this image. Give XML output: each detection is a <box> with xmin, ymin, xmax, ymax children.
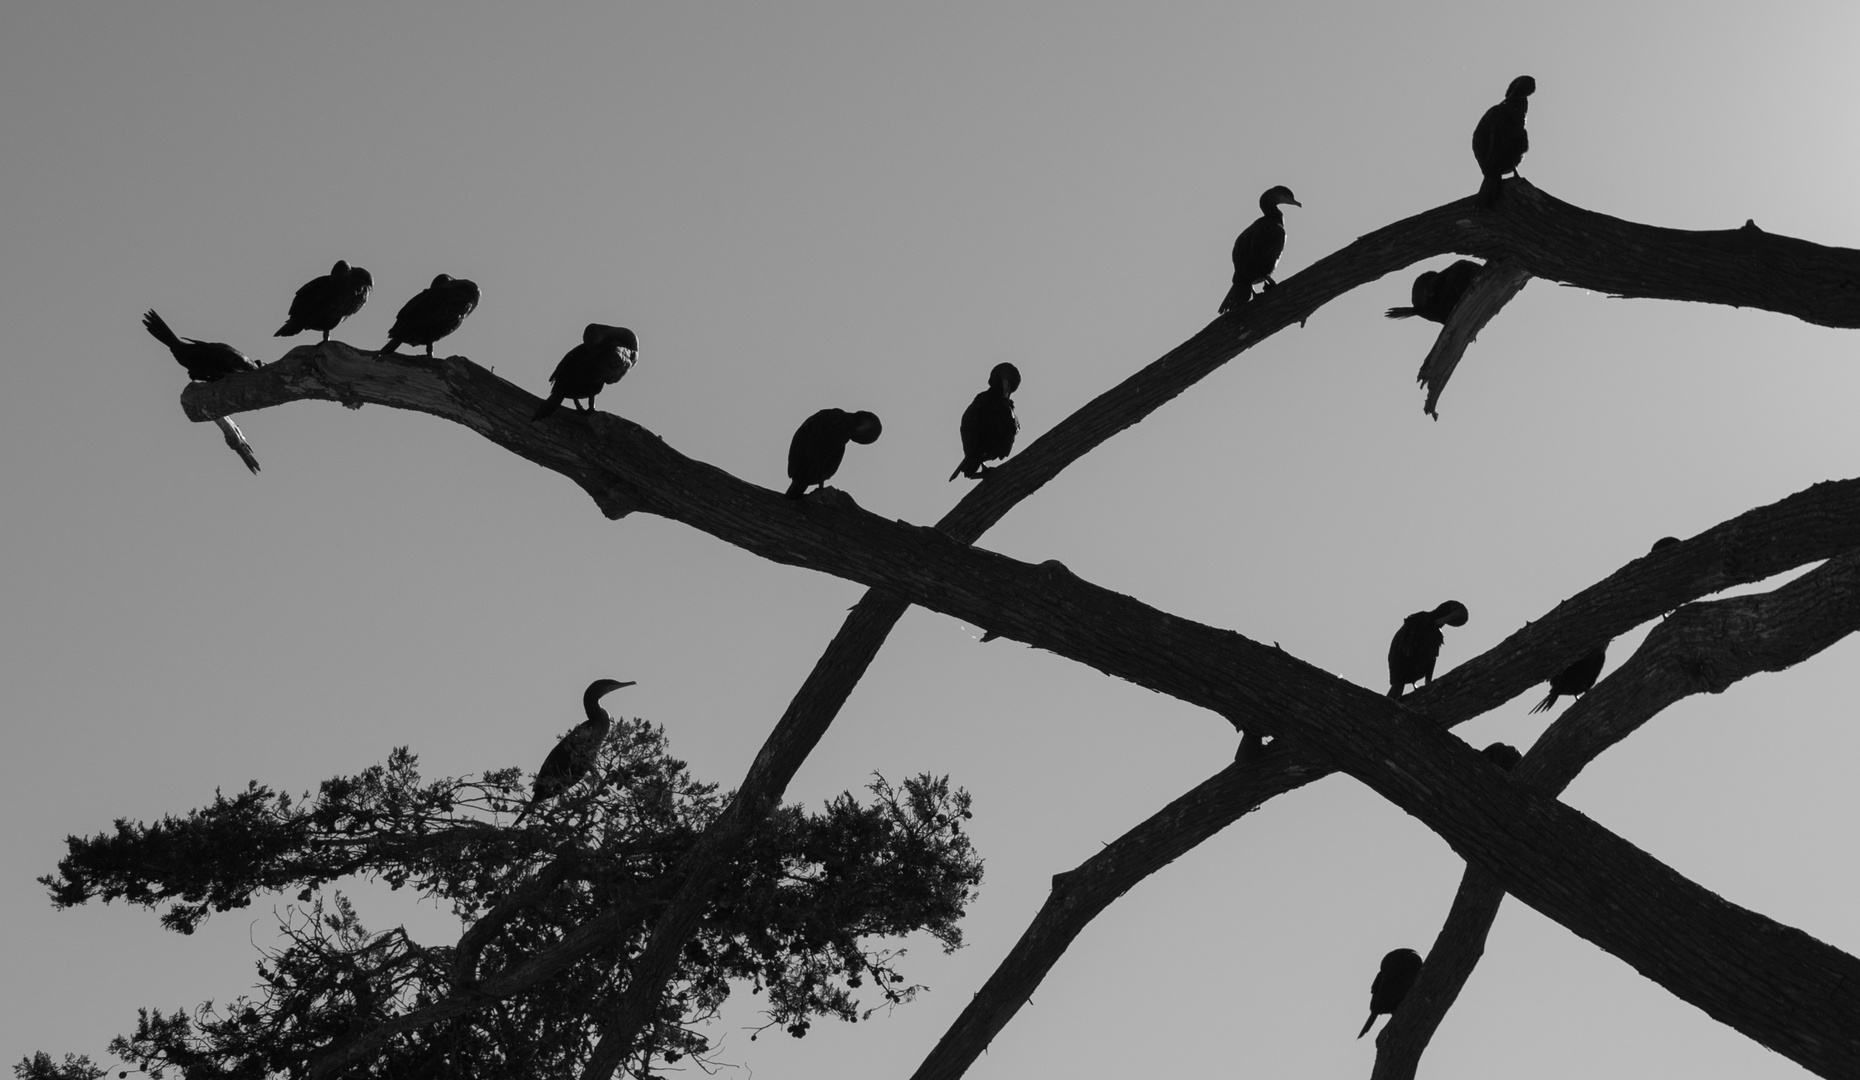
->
<box><xmin>431</xmin><ymin>274</ymin><xmax>454</xmax><ymax>288</ymax></box>
<box><xmin>989</xmin><ymin>362</ymin><xmax>1022</xmax><ymax>394</ymax></box>
<box><xmin>583</xmin><ymin>678</ymin><xmax>635</xmax><ymax>712</ymax></box>
<box><xmin>350</xmin><ymin>266</ymin><xmax>374</xmax><ymax>289</ymax></box>
<box><xmin>583</xmin><ymin>324</ymin><xmax>640</xmax><ymax>354</ymax></box>
<box><xmin>1507</xmin><ymin>75</ymin><xmax>1536</xmax><ymax>99</ymax></box>
<box><xmin>847</xmin><ymin>411</ymin><xmax>883</xmax><ymax>444</ymax></box>
<box><xmin>1262</xmin><ymin>185</ymin><xmax>1302</xmax><ymax>210</ymax></box>
<box><xmin>1431</xmin><ymin>600</ymin><xmax>1469</xmax><ymax>627</ymax></box>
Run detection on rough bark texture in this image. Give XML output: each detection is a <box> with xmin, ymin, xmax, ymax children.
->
<box><xmin>178</xmin><ymin>182</ymin><xmax>1860</xmax><ymax>1079</ymax></box>
<box><xmin>1415</xmin><ymin>260</ymin><xmax>1533</xmax><ymax>417</ymax></box>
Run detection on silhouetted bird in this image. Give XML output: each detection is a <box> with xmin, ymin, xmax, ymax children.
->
<box><xmin>1531</xmin><ymin>645</ymin><xmax>1606</xmax><ymax>714</ymax></box>
<box><xmin>1388</xmin><ymin>601</ymin><xmax>1469</xmax><ymax>698</ymax></box>
<box><xmin>379</xmin><ymin>274</ymin><xmax>480</xmax><ymax>357</ymax></box>
<box><xmin>513</xmin><ymin>678</ymin><xmax>635</xmax><ymax>825</ymax></box>
<box><xmin>533</xmin><ymin>324</ymin><xmax>638</xmax><ymax>420</ymax></box>
<box><xmin>142</xmin><ymin>310</ymin><xmax>257</xmax><ymax>382</ymax></box>
<box><xmin>950</xmin><ymin>362</ymin><xmax>1022</xmax><ymax>481</ymax></box>
<box><xmin>275</xmin><ymin>261</ymin><xmax>373</xmax><ymax>341</ymax></box>
<box><xmin>1359</xmin><ymin>948</ymin><xmax>1425</xmax><ymax>1038</ymax></box>
<box><xmin>1472</xmin><ymin>76</ymin><xmax>1535</xmax><ymax>208</ymax></box>
<box><xmin>786</xmin><ymin>409</ymin><xmax>882</xmax><ymax>498</ymax></box>
<box><xmin>1481</xmin><ymin>742</ymin><xmax>1523</xmax><ymax>771</ymax></box>
<box><xmin>1385</xmin><ymin>259</ymin><xmax>1484</xmax><ymax>323</ymax></box>
<box><xmin>1650</xmin><ymin>536</ymin><xmax>1681</xmax><ymax>553</ymax></box>
<box><xmin>1217</xmin><ymin>186</ymin><xmax>1301</xmax><ymax>314</ymax></box>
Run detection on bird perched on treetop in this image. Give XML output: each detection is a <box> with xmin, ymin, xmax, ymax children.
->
<box><xmin>1359</xmin><ymin>948</ymin><xmax>1425</xmax><ymax>1038</ymax></box>
<box><xmin>950</xmin><ymin>363</ymin><xmax>1021</xmax><ymax>481</ymax></box>
<box><xmin>1217</xmin><ymin>186</ymin><xmax>1301</xmax><ymax>314</ymax></box>
<box><xmin>379</xmin><ymin>274</ymin><xmax>480</xmax><ymax>358</ymax></box>
<box><xmin>513</xmin><ymin>678</ymin><xmax>635</xmax><ymax>825</ymax></box>
<box><xmin>275</xmin><ymin>260</ymin><xmax>373</xmax><ymax>341</ymax></box>
<box><xmin>143</xmin><ymin>310</ymin><xmax>258</xmax><ymax>382</ymax></box>
<box><xmin>1387</xmin><ymin>601</ymin><xmax>1469</xmax><ymax>698</ymax></box>
<box><xmin>1472</xmin><ymin>76</ymin><xmax>1535</xmax><ymax>208</ymax></box>
<box><xmin>1531</xmin><ymin>644</ymin><xmax>1607</xmax><ymax>714</ymax></box>
<box><xmin>787</xmin><ymin>409</ymin><xmax>882</xmax><ymax>498</ymax></box>
<box><xmin>532</xmin><ymin>324</ymin><xmax>638</xmax><ymax>420</ymax></box>
<box><xmin>1385</xmin><ymin>259</ymin><xmax>1484</xmax><ymax>323</ymax></box>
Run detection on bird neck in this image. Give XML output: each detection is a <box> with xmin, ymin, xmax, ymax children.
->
<box><xmin>1258</xmin><ymin>201</ymin><xmax>1283</xmax><ymax>222</ymax></box>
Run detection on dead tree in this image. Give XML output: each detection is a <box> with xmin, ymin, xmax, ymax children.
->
<box><xmin>177</xmin><ymin>179</ymin><xmax>1860</xmax><ymax>1079</ymax></box>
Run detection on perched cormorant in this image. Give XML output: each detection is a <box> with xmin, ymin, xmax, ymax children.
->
<box><xmin>1481</xmin><ymin>741</ymin><xmax>1523</xmax><ymax>772</ymax></box>
<box><xmin>1650</xmin><ymin>536</ymin><xmax>1681</xmax><ymax>553</ymax></box>
<box><xmin>786</xmin><ymin>409</ymin><xmax>883</xmax><ymax>498</ymax></box>
<box><xmin>1385</xmin><ymin>259</ymin><xmax>1484</xmax><ymax>323</ymax></box>
<box><xmin>532</xmin><ymin>324</ymin><xmax>639</xmax><ymax>420</ymax></box>
<box><xmin>1217</xmin><ymin>186</ymin><xmax>1301</xmax><ymax>314</ymax></box>
<box><xmin>1388</xmin><ymin>601</ymin><xmax>1469</xmax><ymax>698</ymax></box>
<box><xmin>513</xmin><ymin>678</ymin><xmax>635</xmax><ymax>825</ymax></box>
<box><xmin>275</xmin><ymin>261</ymin><xmax>373</xmax><ymax>341</ymax></box>
<box><xmin>1359</xmin><ymin>948</ymin><xmax>1425</xmax><ymax>1038</ymax></box>
<box><xmin>142</xmin><ymin>310</ymin><xmax>258</xmax><ymax>382</ymax></box>
<box><xmin>1531</xmin><ymin>645</ymin><xmax>1606</xmax><ymax>714</ymax></box>
<box><xmin>379</xmin><ymin>274</ymin><xmax>480</xmax><ymax>357</ymax></box>
<box><xmin>950</xmin><ymin>362</ymin><xmax>1022</xmax><ymax>481</ymax></box>
<box><xmin>1472</xmin><ymin>76</ymin><xmax>1535</xmax><ymax>208</ymax></box>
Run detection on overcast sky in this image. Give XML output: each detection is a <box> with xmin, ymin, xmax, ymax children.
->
<box><xmin>5</xmin><ymin>3</ymin><xmax>1860</xmax><ymax>1078</ymax></box>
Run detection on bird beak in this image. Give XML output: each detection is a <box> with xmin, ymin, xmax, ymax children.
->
<box><xmin>1286</xmin><ymin>197</ymin><xmax>1303</xmax><ymax>207</ymax></box>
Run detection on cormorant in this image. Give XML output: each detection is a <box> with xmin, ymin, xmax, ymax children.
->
<box><xmin>1472</xmin><ymin>76</ymin><xmax>1535</xmax><ymax>208</ymax></box>
<box><xmin>142</xmin><ymin>310</ymin><xmax>258</xmax><ymax>382</ymax></box>
<box><xmin>379</xmin><ymin>274</ymin><xmax>480</xmax><ymax>357</ymax></box>
<box><xmin>1481</xmin><ymin>742</ymin><xmax>1523</xmax><ymax>771</ymax></box>
<box><xmin>950</xmin><ymin>362</ymin><xmax>1021</xmax><ymax>481</ymax></box>
<box><xmin>1388</xmin><ymin>601</ymin><xmax>1469</xmax><ymax>698</ymax></box>
<box><xmin>786</xmin><ymin>409</ymin><xmax>882</xmax><ymax>498</ymax></box>
<box><xmin>1217</xmin><ymin>186</ymin><xmax>1301</xmax><ymax>314</ymax></box>
<box><xmin>514</xmin><ymin>678</ymin><xmax>635</xmax><ymax>825</ymax></box>
<box><xmin>1359</xmin><ymin>948</ymin><xmax>1425</xmax><ymax>1038</ymax></box>
<box><xmin>275</xmin><ymin>261</ymin><xmax>373</xmax><ymax>341</ymax></box>
<box><xmin>532</xmin><ymin>324</ymin><xmax>639</xmax><ymax>420</ymax></box>
<box><xmin>1531</xmin><ymin>645</ymin><xmax>1606</xmax><ymax>714</ymax></box>
<box><xmin>1385</xmin><ymin>259</ymin><xmax>1484</xmax><ymax>323</ymax></box>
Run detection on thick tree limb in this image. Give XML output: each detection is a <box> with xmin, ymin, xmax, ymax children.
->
<box><xmin>181</xmin><ymin>182</ymin><xmax>1860</xmax><ymax>1077</ymax></box>
<box><xmin>1372</xmin><ymin>550</ymin><xmax>1860</xmax><ymax>1080</ymax></box>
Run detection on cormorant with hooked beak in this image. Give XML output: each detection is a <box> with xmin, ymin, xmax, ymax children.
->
<box><xmin>1472</xmin><ymin>76</ymin><xmax>1535</xmax><ymax>208</ymax></box>
<box><xmin>513</xmin><ymin>678</ymin><xmax>636</xmax><ymax>824</ymax></box>
<box><xmin>950</xmin><ymin>363</ymin><xmax>1021</xmax><ymax>481</ymax></box>
<box><xmin>533</xmin><ymin>324</ymin><xmax>638</xmax><ymax>420</ymax></box>
<box><xmin>1217</xmin><ymin>186</ymin><xmax>1301</xmax><ymax>314</ymax></box>
<box><xmin>787</xmin><ymin>409</ymin><xmax>882</xmax><ymax>498</ymax></box>
<box><xmin>1387</xmin><ymin>601</ymin><xmax>1469</xmax><ymax>698</ymax></box>
<box><xmin>275</xmin><ymin>260</ymin><xmax>373</xmax><ymax>341</ymax></box>
<box><xmin>379</xmin><ymin>274</ymin><xmax>481</xmax><ymax>357</ymax></box>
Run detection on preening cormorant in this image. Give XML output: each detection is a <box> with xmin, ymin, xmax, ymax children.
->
<box><xmin>1388</xmin><ymin>601</ymin><xmax>1469</xmax><ymax>698</ymax></box>
<box><xmin>1472</xmin><ymin>76</ymin><xmax>1535</xmax><ymax>208</ymax></box>
<box><xmin>1385</xmin><ymin>259</ymin><xmax>1484</xmax><ymax>323</ymax></box>
<box><xmin>786</xmin><ymin>409</ymin><xmax>882</xmax><ymax>498</ymax></box>
<box><xmin>513</xmin><ymin>678</ymin><xmax>635</xmax><ymax>825</ymax></box>
<box><xmin>379</xmin><ymin>274</ymin><xmax>480</xmax><ymax>357</ymax></box>
<box><xmin>1531</xmin><ymin>644</ymin><xmax>1606</xmax><ymax>714</ymax></box>
<box><xmin>1217</xmin><ymin>186</ymin><xmax>1301</xmax><ymax>314</ymax></box>
<box><xmin>532</xmin><ymin>324</ymin><xmax>639</xmax><ymax>420</ymax></box>
<box><xmin>1359</xmin><ymin>948</ymin><xmax>1425</xmax><ymax>1038</ymax></box>
<box><xmin>1481</xmin><ymin>741</ymin><xmax>1523</xmax><ymax>771</ymax></box>
<box><xmin>142</xmin><ymin>310</ymin><xmax>258</xmax><ymax>382</ymax></box>
<box><xmin>275</xmin><ymin>261</ymin><xmax>373</xmax><ymax>341</ymax></box>
<box><xmin>950</xmin><ymin>362</ymin><xmax>1021</xmax><ymax>481</ymax></box>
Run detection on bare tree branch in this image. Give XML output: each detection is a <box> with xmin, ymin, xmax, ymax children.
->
<box><xmin>1416</xmin><ymin>260</ymin><xmax>1533</xmax><ymax>417</ymax></box>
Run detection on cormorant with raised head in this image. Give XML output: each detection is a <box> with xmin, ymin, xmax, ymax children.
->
<box><xmin>1388</xmin><ymin>601</ymin><xmax>1469</xmax><ymax>698</ymax></box>
<box><xmin>143</xmin><ymin>310</ymin><xmax>258</xmax><ymax>382</ymax></box>
<box><xmin>275</xmin><ymin>261</ymin><xmax>373</xmax><ymax>341</ymax></box>
<box><xmin>1359</xmin><ymin>948</ymin><xmax>1424</xmax><ymax>1038</ymax></box>
<box><xmin>1385</xmin><ymin>259</ymin><xmax>1484</xmax><ymax>323</ymax></box>
<box><xmin>786</xmin><ymin>409</ymin><xmax>882</xmax><ymax>498</ymax></box>
<box><xmin>532</xmin><ymin>324</ymin><xmax>639</xmax><ymax>420</ymax></box>
<box><xmin>1531</xmin><ymin>644</ymin><xmax>1606</xmax><ymax>714</ymax></box>
<box><xmin>1481</xmin><ymin>741</ymin><xmax>1523</xmax><ymax>771</ymax></box>
<box><xmin>1217</xmin><ymin>186</ymin><xmax>1301</xmax><ymax>314</ymax></box>
<box><xmin>379</xmin><ymin>274</ymin><xmax>480</xmax><ymax>357</ymax></box>
<box><xmin>513</xmin><ymin>678</ymin><xmax>635</xmax><ymax>825</ymax></box>
<box><xmin>1472</xmin><ymin>76</ymin><xmax>1535</xmax><ymax>208</ymax></box>
<box><xmin>950</xmin><ymin>362</ymin><xmax>1021</xmax><ymax>481</ymax></box>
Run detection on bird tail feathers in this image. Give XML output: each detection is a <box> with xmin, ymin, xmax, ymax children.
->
<box><xmin>785</xmin><ymin>480</ymin><xmax>808</xmax><ymax>499</ymax></box>
<box><xmin>533</xmin><ymin>394</ymin><xmax>564</xmax><ymax>421</ymax></box>
<box><xmin>274</xmin><ymin>321</ymin><xmax>299</xmax><ymax>337</ymax></box>
<box><xmin>1358</xmin><ymin>1013</ymin><xmax>1376</xmax><ymax>1039</ymax></box>
<box><xmin>1217</xmin><ymin>283</ymin><xmax>1250</xmax><ymax>315</ymax></box>
<box><xmin>1530</xmin><ymin>690</ymin><xmax>1557</xmax><ymax>714</ymax></box>
<box><xmin>1476</xmin><ymin>174</ymin><xmax>1503</xmax><ymax>208</ymax></box>
<box><xmin>1385</xmin><ymin>306</ymin><xmax>1419</xmax><ymax>319</ymax></box>
<box><xmin>142</xmin><ymin>310</ymin><xmax>182</xmax><ymax>348</ymax></box>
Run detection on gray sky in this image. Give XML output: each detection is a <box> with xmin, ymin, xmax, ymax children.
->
<box><xmin>5</xmin><ymin>2</ymin><xmax>1860</xmax><ymax>1077</ymax></box>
